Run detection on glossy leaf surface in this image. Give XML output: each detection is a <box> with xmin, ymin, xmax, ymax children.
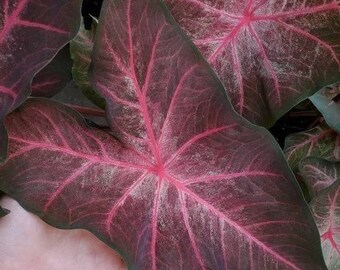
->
<box><xmin>310</xmin><ymin>82</ymin><xmax>340</xmax><ymax>133</ymax></box>
<box><xmin>31</xmin><ymin>45</ymin><xmax>73</xmax><ymax>97</ymax></box>
<box><xmin>284</xmin><ymin>123</ymin><xmax>340</xmax><ymax>172</ymax></box>
<box><xmin>0</xmin><ymin>0</ymin><xmax>81</xmax><ymax>161</ymax></box>
<box><xmin>310</xmin><ymin>176</ymin><xmax>340</xmax><ymax>270</ymax></box>
<box><xmin>0</xmin><ymin>1</ymin><xmax>325</xmax><ymax>269</ymax></box>
<box><xmin>300</xmin><ymin>158</ymin><xmax>340</xmax><ymax>199</ymax></box>
<box><xmin>164</xmin><ymin>0</ymin><xmax>340</xmax><ymax>126</ymax></box>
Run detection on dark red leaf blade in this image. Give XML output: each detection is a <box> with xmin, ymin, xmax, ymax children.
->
<box><xmin>164</xmin><ymin>0</ymin><xmax>340</xmax><ymax>126</ymax></box>
<box><xmin>31</xmin><ymin>44</ymin><xmax>73</xmax><ymax>97</ymax></box>
<box><xmin>0</xmin><ymin>0</ymin><xmax>82</xmax><ymax>161</ymax></box>
<box><xmin>1</xmin><ymin>0</ymin><xmax>326</xmax><ymax>269</ymax></box>
<box><xmin>1</xmin><ymin>98</ymin><xmax>325</xmax><ymax>269</ymax></box>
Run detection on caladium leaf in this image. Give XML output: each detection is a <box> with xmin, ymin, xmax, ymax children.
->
<box><xmin>300</xmin><ymin>158</ymin><xmax>340</xmax><ymax>199</ymax></box>
<box><xmin>310</xmin><ymin>176</ymin><xmax>340</xmax><ymax>269</ymax></box>
<box><xmin>70</xmin><ymin>21</ymin><xmax>105</xmax><ymax>109</ymax></box>
<box><xmin>0</xmin><ymin>0</ymin><xmax>82</xmax><ymax>161</ymax></box>
<box><xmin>310</xmin><ymin>82</ymin><xmax>340</xmax><ymax>133</ymax></box>
<box><xmin>284</xmin><ymin>123</ymin><xmax>340</xmax><ymax>172</ymax></box>
<box><xmin>0</xmin><ymin>0</ymin><xmax>325</xmax><ymax>269</ymax></box>
<box><xmin>164</xmin><ymin>0</ymin><xmax>340</xmax><ymax>126</ymax></box>
<box><xmin>31</xmin><ymin>44</ymin><xmax>73</xmax><ymax>98</ymax></box>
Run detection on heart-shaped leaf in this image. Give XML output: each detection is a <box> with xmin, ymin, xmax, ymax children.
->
<box><xmin>310</xmin><ymin>82</ymin><xmax>340</xmax><ymax>133</ymax></box>
<box><xmin>0</xmin><ymin>0</ymin><xmax>325</xmax><ymax>269</ymax></box>
<box><xmin>0</xmin><ymin>0</ymin><xmax>82</xmax><ymax>161</ymax></box>
<box><xmin>300</xmin><ymin>158</ymin><xmax>340</xmax><ymax>199</ymax></box>
<box><xmin>309</xmin><ymin>174</ymin><xmax>340</xmax><ymax>270</ymax></box>
<box><xmin>31</xmin><ymin>44</ymin><xmax>73</xmax><ymax>98</ymax></box>
<box><xmin>284</xmin><ymin>123</ymin><xmax>340</xmax><ymax>172</ymax></box>
<box><xmin>164</xmin><ymin>0</ymin><xmax>340</xmax><ymax>126</ymax></box>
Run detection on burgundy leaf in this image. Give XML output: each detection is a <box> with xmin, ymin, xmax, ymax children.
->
<box><xmin>0</xmin><ymin>0</ymin><xmax>82</xmax><ymax>161</ymax></box>
<box><xmin>300</xmin><ymin>158</ymin><xmax>340</xmax><ymax>199</ymax></box>
<box><xmin>31</xmin><ymin>44</ymin><xmax>73</xmax><ymax>97</ymax></box>
<box><xmin>0</xmin><ymin>1</ymin><xmax>325</xmax><ymax>269</ymax></box>
<box><xmin>164</xmin><ymin>0</ymin><xmax>340</xmax><ymax>126</ymax></box>
<box><xmin>310</xmin><ymin>177</ymin><xmax>340</xmax><ymax>269</ymax></box>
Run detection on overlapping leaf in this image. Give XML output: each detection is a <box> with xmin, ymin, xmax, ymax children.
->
<box><xmin>164</xmin><ymin>0</ymin><xmax>340</xmax><ymax>126</ymax></box>
<box><xmin>284</xmin><ymin>123</ymin><xmax>340</xmax><ymax>172</ymax></box>
<box><xmin>0</xmin><ymin>0</ymin><xmax>82</xmax><ymax>161</ymax></box>
<box><xmin>300</xmin><ymin>158</ymin><xmax>340</xmax><ymax>199</ymax></box>
<box><xmin>309</xmin><ymin>174</ymin><xmax>340</xmax><ymax>269</ymax></box>
<box><xmin>31</xmin><ymin>45</ymin><xmax>73</xmax><ymax>97</ymax></box>
<box><xmin>0</xmin><ymin>0</ymin><xmax>326</xmax><ymax>269</ymax></box>
<box><xmin>310</xmin><ymin>82</ymin><xmax>340</xmax><ymax>133</ymax></box>
<box><xmin>70</xmin><ymin>21</ymin><xmax>105</xmax><ymax>109</ymax></box>
<box><xmin>298</xmin><ymin>157</ymin><xmax>340</xmax><ymax>267</ymax></box>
